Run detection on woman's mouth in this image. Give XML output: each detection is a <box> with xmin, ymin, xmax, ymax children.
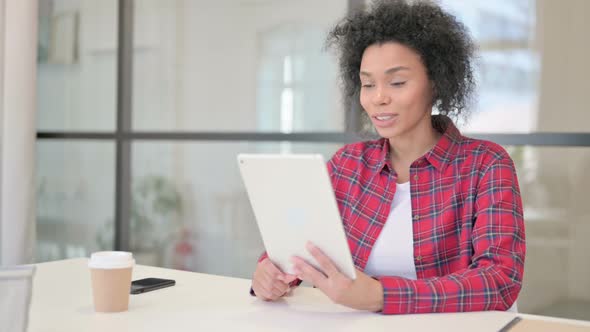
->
<box><xmin>371</xmin><ymin>113</ymin><xmax>398</xmax><ymax>127</ymax></box>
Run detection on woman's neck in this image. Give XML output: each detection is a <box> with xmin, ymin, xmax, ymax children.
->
<box><xmin>389</xmin><ymin>117</ymin><xmax>441</xmax><ymax>166</ymax></box>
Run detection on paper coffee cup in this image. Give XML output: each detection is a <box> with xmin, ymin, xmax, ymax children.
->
<box><xmin>88</xmin><ymin>251</ymin><xmax>135</xmax><ymax>313</ymax></box>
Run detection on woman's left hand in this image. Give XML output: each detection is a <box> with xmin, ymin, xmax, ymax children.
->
<box><xmin>290</xmin><ymin>242</ymin><xmax>384</xmax><ymax>312</ymax></box>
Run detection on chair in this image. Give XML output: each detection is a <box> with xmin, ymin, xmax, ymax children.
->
<box><xmin>0</xmin><ymin>265</ymin><xmax>36</xmax><ymax>332</ymax></box>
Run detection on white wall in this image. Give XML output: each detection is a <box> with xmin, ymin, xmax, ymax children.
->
<box><xmin>536</xmin><ymin>0</ymin><xmax>590</xmax><ymax>133</ymax></box>
<box><xmin>523</xmin><ymin>0</ymin><xmax>590</xmax><ymax>308</ymax></box>
<box><xmin>0</xmin><ymin>0</ymin><xmax>38</xmax><ymax>265</ymax></box>
<box><xmin>0</xmin><ymin>0</ymin><xmax>5</xmax><ymax>265</ymax></box>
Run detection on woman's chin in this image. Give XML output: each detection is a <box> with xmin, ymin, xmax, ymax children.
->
<box><xmin>374</xmin><ymin>127</ymin><xmax>401</xmax><ymax>139</ymax></box>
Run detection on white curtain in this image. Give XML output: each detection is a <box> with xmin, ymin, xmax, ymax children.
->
<box><xmin>0</xmin><ymin>0</ymin><xmax>38</xmax><ymax>266</ymax></box>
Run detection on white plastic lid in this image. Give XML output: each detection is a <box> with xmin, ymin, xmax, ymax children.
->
<box><xmin>88</xmin><ymin>251</ymin><xmax>135</xmax><ymax>269</ymax></box>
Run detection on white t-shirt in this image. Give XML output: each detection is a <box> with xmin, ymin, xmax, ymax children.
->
<box><xmin>363</xmin><ymin>181</ymin><xmax>518</xmax><ymax>312</ymax></box>
<box><xmin>364</xmin><ymin>181</ymin><xmax>417</xmax><ymax>280</ymax></box>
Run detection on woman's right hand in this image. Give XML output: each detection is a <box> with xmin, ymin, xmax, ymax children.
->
<box><xmin>252</xmin><ymin>258</ymin><xmax>297</xmax><ymax>301</ymax></box>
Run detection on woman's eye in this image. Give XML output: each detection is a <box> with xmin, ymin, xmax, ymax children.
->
<box><xmin>361</xmin><ymin>83</ymin><xmax>374</xmax><ymax>88</ymax></box>
<box><xmin>391</xmin><ymin>81</ymin><xmax>407</xmax><ymax>87</ymax></box>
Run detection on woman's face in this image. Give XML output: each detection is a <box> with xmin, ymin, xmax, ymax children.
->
<box><xmin>359</xmin><ymin>42</ymin><xmax>434</xmax><ymax>139</ymax></box>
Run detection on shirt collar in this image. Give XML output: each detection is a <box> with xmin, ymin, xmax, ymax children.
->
<box><xmin>377</xmin><ymin>115</ymin><xmax>462</xmax><ymax>173</ymax></box>
<box><xmin>423</xmin><ymin>115</ymin><xmax>462</xmax><ymax>172</ymax></box>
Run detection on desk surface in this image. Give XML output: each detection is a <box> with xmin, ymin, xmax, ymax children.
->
<box><xmin>28</xmin><ymin>259</ymin><xmax>590</xmax><ymax>332</ymax></box>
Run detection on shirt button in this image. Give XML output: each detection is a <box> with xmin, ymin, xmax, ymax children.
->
<box><xmin>413</xmin><ymin>175</ymin><xmax>419</xmax><ymax>181</ymax></box>
<box><xmin>413</xmin><ymin>215</ymin><xmax>420</xmax><ymax>220</ymax></box>
<box><xmin>416</xmin><ymin>255</ymin><xmax>422</xmax><ymax>261</ymax></box>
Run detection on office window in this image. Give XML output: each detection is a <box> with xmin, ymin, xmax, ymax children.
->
<box><xmin>511</xmin><ymin>146</ymin><xmax>590</xmax><ymax>320</ymax></box>
<box><xmin>256</xmin><ymin>24</ymin><xmax>343</xmax><ymax>133</ymax></box>
<box><xmin>130</xmin><ymin>142</ymin><xmax>343</xmax><ymax>277</ymax></box>
<box><xmin>36</xmin><ymin>0</ymin><xmax>590</xmax><ymax>322</ymax></box>
<box><xmin>132</xmin><ymin>0</ymin><xmax>347</xmax><ymax>132</ymax></box>
<box><xmin>37</xmin><ymin>0</ymin><xmax>118</xmax><ymax>131</ymax></box>
<box><xmin>439</xmin><ymin>0</ymin><xmax>540</xmax><ymax>133</ymax></box>
<box><xmin>36</xmin><ymin>141</ymin><xmax>116</xmax><ymax>262</ymax></box>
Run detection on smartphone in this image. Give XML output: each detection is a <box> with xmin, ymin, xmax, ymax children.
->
<box><xmin>130</xmin><ymin>277</ymin><xmax>175</xmax><ymax>294</ymax></box>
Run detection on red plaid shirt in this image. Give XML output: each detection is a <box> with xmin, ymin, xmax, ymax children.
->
<box><xmin>329</xmin><ymin>117</ymin><xmax>525</xmax><ymax>314</ymax></box>
<box><xmin>256</xmin><ymin>116</ymin><xmax>526</xmax><ymax>315</ymax></box>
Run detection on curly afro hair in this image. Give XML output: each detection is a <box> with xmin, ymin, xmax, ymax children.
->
<box><xmin>326</xmin><ymin>0</ymin><xmax>476</xmax><ymax>124</ymax></box>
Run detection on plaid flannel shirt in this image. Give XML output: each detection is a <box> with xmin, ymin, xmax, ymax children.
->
<box><xmin>255</xmin><ymin>115</ymin><xmax>525</xmax><ymax>314</ymax></box>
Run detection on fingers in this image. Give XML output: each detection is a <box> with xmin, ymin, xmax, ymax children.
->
<box><xmin>261</xmin><ymin>258</ymin><xmax>294</xmax><ymax>283</ymax></box>
<box><xmin>252</xmin><ymin>258</ymin><xmax>292</xmax><ymax>301</ymax></box>
<box><xmin>306</xmin><ymin>242</ymin><xmax>340</xmax><ymax>277</ymax></box>
<box><xmin>252</xmin><ymin>278</ymin><xmax>290</xmax><ymax>300</ymax></box>
<box><xmin>272</xmin><ymin>284</ymin><xmax>290</xmax><ymax>297</ymax></box>
<box><xmin>252</xmin><ymin>279</ymin><xmax>274</xmax><ymax>300</ymax></box>
<box><xmin>262</xmin><ymin>258</ymin><xmax>283</xmax><ymax>276</ymax></box>
<box><xmin>291</xmin><ymin>256</ymin><xmax>327</xmax><ymax>289</ymax></box>
<box><xmin>282</xmin><ymin>274</ymin><xmax>298</xmax><ymax>284</ymax></box>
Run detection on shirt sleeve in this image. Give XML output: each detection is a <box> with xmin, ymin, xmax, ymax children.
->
<box><xmin>376</xmin><ymin>155</ymin><xmax>526</xmax><ymax>314</ymax></box>
<box><xmin>327</xmin><ymin>146</ymin><xmax>345</xmax><ymax>183</ymax></box>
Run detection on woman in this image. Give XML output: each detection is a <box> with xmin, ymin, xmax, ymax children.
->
<box><xmin>251</xmin><ymin>0</ymin><xmax>525</xmax><ymax>315</ymax></box>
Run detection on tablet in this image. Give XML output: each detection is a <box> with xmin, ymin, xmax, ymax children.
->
<box><xmin>237</xmin><ymin>154</ymin><xmax>356</xmax><ymax>280</ymax></box>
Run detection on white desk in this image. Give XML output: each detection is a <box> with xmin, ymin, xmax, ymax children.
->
<box><xmin>28</xmin><ymin>259</ymin><xmax>590</xmax><ymax>332</ymax></box>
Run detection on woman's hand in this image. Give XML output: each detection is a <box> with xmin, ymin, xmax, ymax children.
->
<box><xmin>291</xmin><ymin>242</ymin><xmax>384</xmax><ymax>312</ymax></box>
<box><xmin>252</xmin><ymin>258</ymin><xmax>298</xmax><ymax>301</ymax></box>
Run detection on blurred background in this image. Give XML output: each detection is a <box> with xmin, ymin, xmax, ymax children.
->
<box><xmin>34</xmin><ymin>0</ymin><xmax>590</xmax><ymax>320</ymax></box>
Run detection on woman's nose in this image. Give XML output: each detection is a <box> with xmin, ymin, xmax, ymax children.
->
<box><xmin>372</xmin><ymin>86</ymin><xmax>391</xmax><ymax>105</ymax></box>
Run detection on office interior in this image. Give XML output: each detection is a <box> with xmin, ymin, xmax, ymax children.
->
<box><xmin>1</xmin><ymin>0</ymin><xmax>589</xmax><ymax>322</ymax></box>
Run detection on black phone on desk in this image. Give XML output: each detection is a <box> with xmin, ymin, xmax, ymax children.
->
<box><xmin>130</xmin><ymin>278</ymin><xmax>175</xmax><ymax>294</ymax></box>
